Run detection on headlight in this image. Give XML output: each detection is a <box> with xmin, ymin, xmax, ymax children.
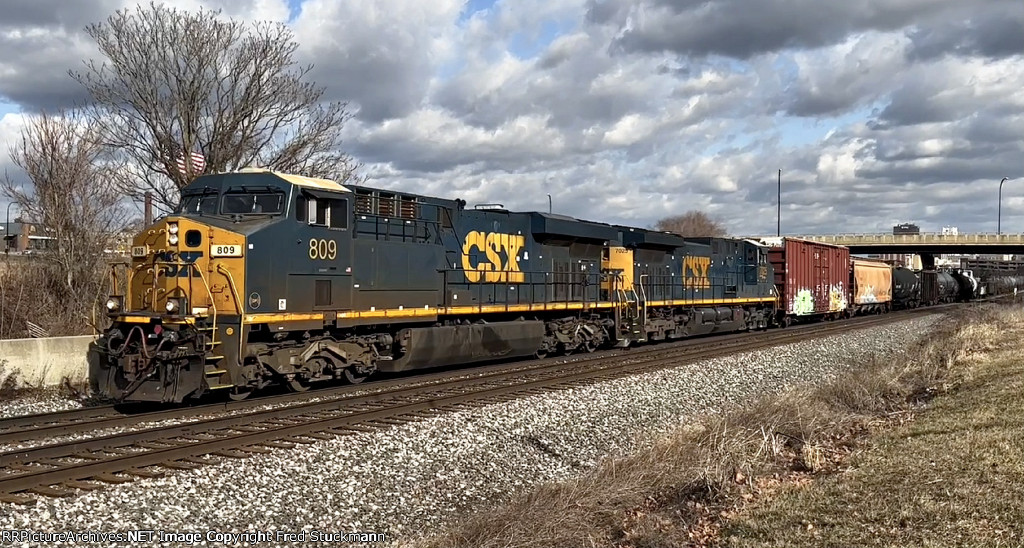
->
<box><xmin>169</xmin><ymin>233</ymin><xmax>179</xmax><ymax>245</ymax></box>
<box><xmin>105</xmin><ymin>295</ymin><xmax>123</xmax><ymax>312</ymax></box>
<box><xmin>167</xmin><ymin>223</ymin><xmax>179</xmax><ymax>235</ymax></box>
<box><xmin>165</xmin><ymin>297</ymin><xmax>186</xmax><ymax>314</ymax></box>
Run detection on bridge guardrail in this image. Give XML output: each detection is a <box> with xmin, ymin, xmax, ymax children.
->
<box><xmin>747</xmin><ymin>233</ymin><xmax>1024</xmax><ymax>245</ymax></box>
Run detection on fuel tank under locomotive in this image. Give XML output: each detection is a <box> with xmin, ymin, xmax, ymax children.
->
<box><xmin>381</xmin><ymin>321</ymin><xmax>545</xmax><ymax>373</ymax></box>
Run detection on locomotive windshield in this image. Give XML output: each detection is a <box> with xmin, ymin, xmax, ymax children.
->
<box><xmin>176</xmin><ymin>187</ymin><xmax>286</xmax><ymax>217</ymax></box>
<box><xmin>177</xmin><ymin>188</ymin><xmax>218</xmax><ymax>216</ymax></box>
<box><xmin>221</xmin><ymin>188</ymin><xmax>285</xmax><ymax>215</ymax></box>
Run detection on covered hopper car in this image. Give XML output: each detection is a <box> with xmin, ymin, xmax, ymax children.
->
<box><xmin>850</xmin><ymin>258</ymin><xmax>892</xmax><ymax>314</ymax></box>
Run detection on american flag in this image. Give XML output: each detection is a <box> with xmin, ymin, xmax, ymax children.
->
<box><xmin>176</xmin><ymin>150</ymin><xmax>206</xmax><ymax>175</ymax></box>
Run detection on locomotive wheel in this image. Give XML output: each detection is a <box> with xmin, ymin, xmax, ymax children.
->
<box><xmin>287</xmin><ymin>378</ymin><xmax>311</xmax><ymax>392</ymax></box>
<box><xmin>228</xmin><ymin>386</ymin><xmax>253</xmax><ymax>401</ymax></box>
<box><xmin>344</xmin><ymin>368</ymin><xmax>368</xmax><ymax>384</ymax></box>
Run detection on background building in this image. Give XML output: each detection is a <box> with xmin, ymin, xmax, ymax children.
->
<box><xmin>1</xmin><ymin>219</ymin><xmax>55</xmax><ymax>254</ymax></box>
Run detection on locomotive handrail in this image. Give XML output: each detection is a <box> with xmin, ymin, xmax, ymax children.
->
<box><xmin>441</xmin><ymin>267</ymin><xmax>604</xmax><ymax>308</ymax></box>
<box><xmin>217</xmin><ymin>264</ymin><xmax>246</xmax><ymax>365</ymax></box>
<box><xmin>192</xmin><ymin>266</ymin><xmax>219</xmax><ymax>347</ymax></box>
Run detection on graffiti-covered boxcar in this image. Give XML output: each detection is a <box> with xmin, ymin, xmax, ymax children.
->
<box><xmin>763</xmin><ymin>237</ymin><xmax>849</xmax><ymax>324</ymax></box>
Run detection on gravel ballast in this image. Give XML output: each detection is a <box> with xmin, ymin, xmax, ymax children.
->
<box><xmin>0</xmin><ymin>393</ymin><xmax>84</xmax><ymax>420</ymax></box>
<box><xmin>0</xmin><ymin>316</ymin><xmax>939</xmax><ymax>546</ymax></box>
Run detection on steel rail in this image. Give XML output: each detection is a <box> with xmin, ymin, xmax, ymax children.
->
<box><xmin>0</xmin><ymin>305</ymin><xmax>940</xmax><ymax>447</ymax></box>
<box><xmin>0</xmin><ymin>309</ymin><xmax>936</xmax><ymax>502</ymax></box>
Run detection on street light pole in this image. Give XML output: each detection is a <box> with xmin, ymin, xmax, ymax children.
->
<box><xmin>777</xmin><ymin>169</ymin><xmax>781</xmax><ymax>237</ymax></box>
<box><xmin>4</xmin><ymin>201</ymin><xmax>15</xmax><ymax>255</ymax></box>
<box><xmin>998</xmin><ymin>177</ymin><xmax>1008</xmax><ymax>235</ymax></box>
<box><xmin>547</xmin><ymin>194</ymin><xmax>552</xmax><ymax>214</ymax></box>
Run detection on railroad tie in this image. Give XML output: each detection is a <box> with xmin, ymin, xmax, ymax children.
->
<box><xmin>257</xmin><ymin>440</ymin><xmax>296</xmax><ymax>450</ymax></box>
<box><xmin>214</xmin><ymin>449</ymin><xmax>253</xmax><ymax>458</ymax></box>
<box><xmin>62</xmin><ymin>480</ymin><xmax>106</xmax><ymax>491</ymax></box>
<box><xmin>92</xmin><ymin>473</ymin><xmax>134</xmax><ymax>484</ymax></box>
<box><xmin>124</xmin><ymin>468</ymin><xmax>164</xmax><ymax>479</ymax></box>
<box><xmin>0</xmin><ymin>493</ymin><xmax>36</xmax><ymax>505</ymax></box>
<box><xmin>299</xmin><ymin>432</ymin><xmax>334</xmax><ymax>441</ymax></box>
<box><xmin>7</xmin><ymin>464</ymin><xmax>50</xmax><ymax>472</ymax></box>
<box><xmin>368</xmin><ymin>418</ymin><xmax>409</xmax><ymax>426</ymax></box>
<box><xmin>160</xmin><ymin>461</ymin><xmax>201</xmax><ymax>471</ymax></box>
<box><xmin>335</xmin><ymin>424</ymin><xmax>377</xmax><ymax>433</ymax></box>
<box><xmin>182</xmin><ymin>457</ymin><xmax>218</xmax><ymax>466</ymax></box>
<box><xmin>136</xmin><ymin>442</ymin><xmax>177</xmax><ymax>450</ymax></box>
<box><xmin>281</xmin><ymin>436</ymin><xmax>317</xmax><ymax>445</ymax></box>
<box><xmin>28</xmin><ymin>486</ymin><xmax>75</xmax><ymax>498</ymax></box>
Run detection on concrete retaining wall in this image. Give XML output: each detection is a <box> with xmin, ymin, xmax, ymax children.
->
<box><xmin>0</xmin><ymin>335</ymin><xmax>93</xmax><ymax>387</ymax></box>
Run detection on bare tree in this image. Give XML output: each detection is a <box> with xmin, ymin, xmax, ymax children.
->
<box><xmin>73</xmin><ymin>2</ymin><xmax>360</xmax><ymax>211</ymax></box>
<box><xmin>1</xmin><ymin>111</ymin><xmax>128</xmax><ymax>335</ymax></box>
<box><xmin>654</xmin><ymin>211</ymin><xmax>728</xmax><ymax>237</ymax></box>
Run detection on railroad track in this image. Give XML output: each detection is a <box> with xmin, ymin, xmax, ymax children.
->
<box><xmin>0</xmin><ymin>304</ymin><xmax>945</xmax><ymax>447</ymax></box>
<box><xmin>0</xmin><ymin>307</ymin><xmax>941</xmax><ymax>504</ymax></box>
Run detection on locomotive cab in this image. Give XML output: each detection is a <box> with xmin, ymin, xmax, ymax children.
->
<box><xmin>91</xmin><ymin>169</ymin><xmax>354</xmax><ymax>402</ymax></box>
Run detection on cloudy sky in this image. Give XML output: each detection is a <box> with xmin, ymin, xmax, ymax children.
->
<box><xmin>0</xmin><ymin>0</ymin><xmax>1021</xmax><ymax>235</ymax></box>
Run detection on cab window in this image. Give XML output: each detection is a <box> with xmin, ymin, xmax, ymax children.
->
<box><xmin>302</xmin><ymin>196</ymin><xmax>348</xmax><ymax>229</ymax></box>
<box><xmin>222</xmin><ymin>191</ymin><xmax>285</xmax><ymax>215</ymax></box>
<box><xmin>178</xmin><ymin>193</ymin><xmax>218</xmax><ymax>215</ymax></box>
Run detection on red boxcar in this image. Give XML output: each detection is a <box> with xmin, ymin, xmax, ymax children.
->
<box><xmin>766</xmin><ymin>238</ymin><xmax>851</xmax><ymax>320</ymax></box>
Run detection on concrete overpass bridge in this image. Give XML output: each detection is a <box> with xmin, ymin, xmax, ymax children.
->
<box><xmin>748</xmin><ymin>233</ymin><xmax>1024</xmax><ymax>270</ymax></box>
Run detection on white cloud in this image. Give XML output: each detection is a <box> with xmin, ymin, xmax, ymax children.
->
<box><xmin>0</xmin><ymin>0</ymin><xmax>1021</xmax><ymax>235</ymax></box>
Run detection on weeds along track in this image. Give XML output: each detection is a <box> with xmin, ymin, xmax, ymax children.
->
<box><xmin>0</xmin><ymin>308</ymin><xmax>940</xmax><ymax>503</ymax></box>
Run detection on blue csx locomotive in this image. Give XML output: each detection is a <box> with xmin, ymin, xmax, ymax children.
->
<box><xmin>90</xmin><ymin>169</ymin><xmax>778</xmax><ymax>402</ymax></box>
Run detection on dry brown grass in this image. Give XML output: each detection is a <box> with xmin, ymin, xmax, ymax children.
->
<box><xmin>414</xmin><ymin>305</ymin><xmax>1021</xmax><ymax>548</ymax></box>
<box><xmin>724</xmin><ymin>306</ymin><xmax>1024</xmax><ymax>547</ymax></box>
<box><xmin>0</xmin><ymin>256</ymin><xmax>109</xmax><ymax>338</ymax></box>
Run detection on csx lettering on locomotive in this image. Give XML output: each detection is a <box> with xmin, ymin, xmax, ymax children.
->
<box><xmin>461</xmin><ymin>231</ymin><xmax>525</xmax><ymax>283</ymax></box>
<box><xmin>684</xmin><ymin>255</ymin><xmax>710</xmax><ymax>288</ymax></box>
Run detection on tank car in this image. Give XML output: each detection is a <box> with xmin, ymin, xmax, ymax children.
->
<box><xmin>920</xmin><ymin>271</ymin><xmax>959</xmax><ymax>305</ymax></box>
<box><xmin>949</xmin><ymin>270</ymin><xmax>979</xmax><ymax>301</ymax></box>
<box><xmin>982</xmin><ymin>275</ymin><xmax>1024</xmax><ymax>297</ymax></box>
<box><xmin>90</xmin><ymin>169</ymin><xmax>779</xmax><ymax>403</ymax></box>
<box><xmin>892</xmin><ymin>266</ymin><xmax>921</xmax><ymax>308</ymax></box>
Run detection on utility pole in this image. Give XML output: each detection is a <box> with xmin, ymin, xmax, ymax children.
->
<box><xmin>998</xmin><ymin>177</ymin><xmax>1008</xmax><ymax>235</ymax></box>
<box><xmin>4</xmin><ymin>202</ymin><xmax>15</xmax><ymax>254</ymax></box>
<box><xmin>777</xmin><ymin>169</ymin><xmax>781</xmax><ymax>237</ymax></box>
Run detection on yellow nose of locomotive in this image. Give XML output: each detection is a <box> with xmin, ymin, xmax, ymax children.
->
<box><xmin>120</xmin><ymin>217</ymin><xmax>247</xmax><ymax>317</ymax></box>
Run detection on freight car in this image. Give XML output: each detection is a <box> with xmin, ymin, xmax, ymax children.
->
<box><xmin>921</xmin><ymin>271</ymin><xmax>960</xmax><ymax>305</ymax></box>
<box><xmin>981</xmin><ymin>275</ymin><xmax>1024</xmax><ymax>297</ymax></box>
<box><xmin>761</xmin><ymin>237</ymin><xmax>849</xmax><ymax>325</ymax></box>
<box><xmin>892</xmin><ymin>266</ymin><xmax>921</xmax><ymax>309</ymax></box>
<box><xmin>850</xmin><ymin>258</ymin><xmax>892</xmax><ymax>314</ymax></box>
<box><xmin>949</xmin><ymin>270</ymin><xmax>979</xmax><ymax>301</ymax></box>
<box><xmin>90</xmin><ymin>169</ymin><xmax>779</xmax><ymax>403</ymax></box>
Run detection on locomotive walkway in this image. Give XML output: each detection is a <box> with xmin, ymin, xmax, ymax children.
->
<box><xmin>0</xmin><ymin>308</ymin><xmax>945</xmax><ymax>503</ymax></box>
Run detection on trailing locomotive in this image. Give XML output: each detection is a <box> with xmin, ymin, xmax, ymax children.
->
<box><xmin>90</xmin><ymin>169</ymin><xmax>777</xmax><ymax>402</ymax></box>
